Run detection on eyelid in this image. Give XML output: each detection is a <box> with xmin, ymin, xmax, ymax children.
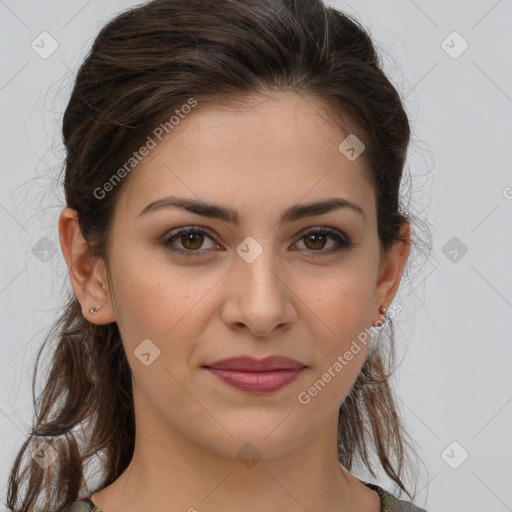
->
<box><xmin>160</xmin><ymin>224</ymin><xmax>354</xmax><ymax>255</ymax></box>
<box><xmin>294</xmin><ymin>226</ymin><xmax>354</xmax><ymax>253</ymax></box>
<box><xmin>160</xmin><ymin>225</ymin><xmax>219</xmax><ymax>250</ymax></box>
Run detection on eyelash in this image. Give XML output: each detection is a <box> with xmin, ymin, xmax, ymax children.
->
<box><xmin>160</xmin><ymin>226</ymin><xmax>355</xmax><ymax>258</ymax></box>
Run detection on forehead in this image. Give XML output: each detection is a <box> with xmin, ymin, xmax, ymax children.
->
<box><xmin>115</xmin><ymin>91</ymin><xmax>376</xmax><ymax>223</ymax></box>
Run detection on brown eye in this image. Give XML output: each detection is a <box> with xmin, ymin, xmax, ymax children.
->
<box><xmin>161</xmin><ymin>226</ymin><xmax>353</xmax><ymax>258</ymax></box>
<box><xmin>303</xmin><ymin>233</ymin><xmax>328</xmax><ymax>250</ymax></box>
<box><xmin>294</xmin><ymin>228</ymin><xmax>352</xmax><ymax>255</ymax></box>
<box><xmin>161</xmin><ymin>227</ymin><xmax>218</xmax><ymax>254</ymax></box>
<box><xmin>180</xmin><ymin>232</ymin><xmax>204</xmax><ymax>251</ymax></box>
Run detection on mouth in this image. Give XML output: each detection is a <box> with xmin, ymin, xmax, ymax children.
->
<box><xmin>202</xmin><ymin>355</ymin><xmax>307</xmax><ymax>394</ymax></box>
<box><xmin>203</xmin><ymin>367</ymin><xmax>306</xmax><ymax>394</ymax></box>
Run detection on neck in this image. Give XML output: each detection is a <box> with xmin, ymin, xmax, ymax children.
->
<box><xmin>90</xmin><ymin>384</ymin><xmax>379</xmax><ymax>512</ymax></box>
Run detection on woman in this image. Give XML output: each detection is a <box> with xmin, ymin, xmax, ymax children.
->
<box><xmin>6</xmin><ymin>0</ymin><xmax>431</xmax><ymax>511</ymax></box>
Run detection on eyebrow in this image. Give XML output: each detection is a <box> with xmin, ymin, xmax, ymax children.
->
<box><xmin>138</xmin><ymin>195</ymin><xmax>366</xmax><ymax>224</ymax></box>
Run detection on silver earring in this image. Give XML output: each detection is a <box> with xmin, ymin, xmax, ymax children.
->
<box><xmin>89</xmin><ymin>306</ymin><xmax>100</xmax><ymax>314</ymax></box>
<box><xmin>373</xmin><ymin>305</ymin><xmax>387</xmax><ymax>327</ymax></box>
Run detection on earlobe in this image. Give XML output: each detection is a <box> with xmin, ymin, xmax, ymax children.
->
<box><xmin>58</xmin><ymin>207</ymin><xmax>116</xmax><ymax>324</ymax></box>
<box><xmin>372</xmin><ymin>222</ymin><xmax>411</xmax><ymax>323</ymax></box>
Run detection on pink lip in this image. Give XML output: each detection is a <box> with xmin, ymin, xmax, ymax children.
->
<box><xmin>205</xmin><ymin>355</ymin><xmax>306</xmax><ymax>371</ymax></box>
<box><xmin>203</xmin><ymin>356</ymin><xmax>306</xmax><ymax>394</ymax></box>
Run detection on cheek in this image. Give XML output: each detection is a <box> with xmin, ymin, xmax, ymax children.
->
<box><xmin>301</xmin><ymin>261</ymin><xmax>376</xmax><ymax>337</ymax></box>
<box><xmin>109</xmin><ymin>262</ymin><xmax>210</xmax><ymax>401</ymax></box>
<box><xmin>296</xmin><ymin>260</ymin><xmax>377</xmax><ymax>393</ymax></box>
<box><xmin>108</xmin><ymin>246</ymin><xmax>223</xmax><ymax>350</ymax></box>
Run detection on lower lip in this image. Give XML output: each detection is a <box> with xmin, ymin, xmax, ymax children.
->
<box><xmin>204</xmin><ymin>367</ymin><xmax>305</xmax><ymax>394</ymax></box>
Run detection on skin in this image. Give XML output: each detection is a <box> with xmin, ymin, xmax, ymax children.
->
<box><xmin>59</xmin><ymin>91</ymin><xmax>410</xmax><ymax>512</ymax></box>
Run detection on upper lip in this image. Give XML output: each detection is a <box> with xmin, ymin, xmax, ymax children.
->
<box><xmin>203</xmin><ymin>355</ymin><xmax>306</xmax><ymax>372</ymax></box>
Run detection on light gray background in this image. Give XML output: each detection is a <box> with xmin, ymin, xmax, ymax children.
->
<box><xmin>1</xmin><ymin>1</ymin><xmax>511</xmax><ymax>511</ymax></box>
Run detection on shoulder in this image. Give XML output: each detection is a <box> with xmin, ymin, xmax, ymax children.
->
<box><xmin>362</xmin><ymin>482</ymin><xmax>429</xmax><ymax>512</ymax></box>
<box><xmin>66</xmin><ymin>488</ymin><xmax>429</xmax><ymax>512</ymax></box>
<box><xmin>64</xmin><ymin>498</ymin><xmax>104</xmax><ymax>512</ymax></box>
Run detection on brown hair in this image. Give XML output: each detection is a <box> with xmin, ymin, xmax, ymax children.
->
<box><xmin>7</xmin><ymin>0</ymin><xmax>431</xmax><ymax>510</ymax></box>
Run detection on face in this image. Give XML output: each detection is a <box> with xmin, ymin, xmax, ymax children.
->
<box><xmin>92</xmin><ymin>92</ymin><xmax>401</xmax><ymax>459</ymax></box>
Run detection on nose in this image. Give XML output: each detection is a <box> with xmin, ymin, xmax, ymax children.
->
<box><xmin>220</xmin><ymin>246</ymin><xmax>297</xmax><ymax>337</ymax></box>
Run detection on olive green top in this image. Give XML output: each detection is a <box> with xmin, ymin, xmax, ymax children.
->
<box><xmin>67</xmin><ymin>481</ymin><xmax>428</xmax><ymax>512</ymax></box>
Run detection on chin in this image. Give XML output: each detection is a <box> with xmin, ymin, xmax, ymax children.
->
<box><xmin>195</xmin><ymin>423</ymin><xmax>310</xmax><ymax>463</ymax></box>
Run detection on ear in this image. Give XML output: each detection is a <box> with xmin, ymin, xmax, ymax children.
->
<box><xmin>58</xmin><ymin>207</ymin><xmax>116</xmax><ymax>325</ymax></box>
<box><xmin>372</xmin><ymin>221</ymin><xmax>410</xmax><ymax>324</ymax></box>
